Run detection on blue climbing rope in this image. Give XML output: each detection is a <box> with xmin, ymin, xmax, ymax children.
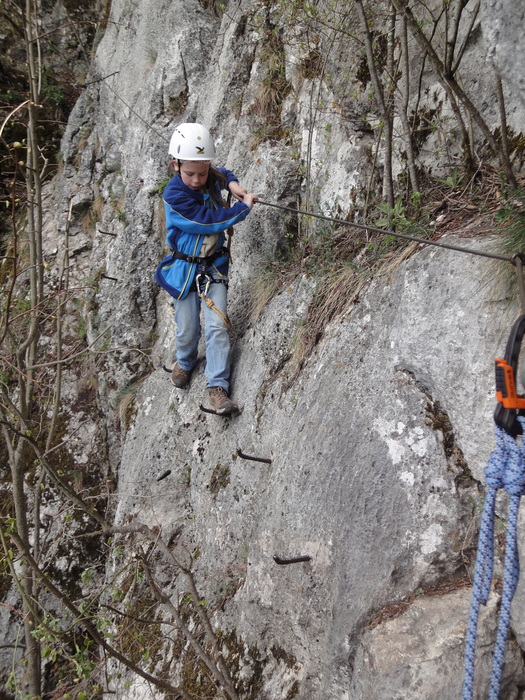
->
<box><xmin>462</xmin><ymin>416</ymin><xmax>525</xmax><ymax>700</ymax></box>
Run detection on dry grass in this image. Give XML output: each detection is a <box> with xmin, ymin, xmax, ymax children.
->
<box><xmin>252</xmin><ymin>166</ymin><xmax>516</xmax><ymax>384</ymax></box>
<box><xmin>117</xmin><ymin>384</ymin><xmax>139</xmax><ymax>432</ymax></box>
<box><xmin>365</xmin><ymin>574</ymin><xmax>471</xmax><ymax>631</ymax></box>
<box><xmin>248</xmin><ymin>262</ymin><xmax>297</xmax><ymax>320</ymax></box>
<box><xmin>290</xmin><ymin>264</ymin><xmax>363</xmax><ymax>370</ymax></box>
<box><xmin>248</xmin><ymin>24</ymin><xmax>291</xmax><ymax>150</ymax></box>
<box><xmin>81</xmin><ymin>194</ymin><xmax>105</xmax><ymax>232</ymax></box>
<box><xmin>249</xmin><ymin>222</ymin><xmax>416</xmax><ymax>384</ymax></box>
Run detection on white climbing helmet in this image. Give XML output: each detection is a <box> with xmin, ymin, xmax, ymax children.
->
<box><xmin>168</xmin><ymin>122</ymin><xmax>216</xmax><ymax>161</ymax></box>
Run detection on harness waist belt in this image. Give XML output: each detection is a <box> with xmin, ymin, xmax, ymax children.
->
<box><xmin>171</xmin><ymin>246</ymin><xmax>228</xmax><ymax>266</ymax></box>
<box><xmin>189</xmin><ymin>277</ymin><xmax>228</xmax><ymax>293</ymax></box>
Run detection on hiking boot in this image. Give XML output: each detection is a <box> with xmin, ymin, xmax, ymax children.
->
<box><xmin>208</xmin><ymin>387</ymin><xmax>240</xmax><ymax>416</ymax></box>
<box><xmin>171</xmin><ymin>363</ymin><xmax>192</xmax><ymax>388</ymax></box>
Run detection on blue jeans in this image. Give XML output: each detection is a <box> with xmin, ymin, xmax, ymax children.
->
<box><xmin>173</xmin><ymin>274</ymin><xmax>231</xmax><ymax>391</ymax></box>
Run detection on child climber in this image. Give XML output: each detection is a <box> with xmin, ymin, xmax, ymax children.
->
<box><xmin>155</xmin><ymin>123</ymin><xmax>258</xmax><ymax>415</ymax></box>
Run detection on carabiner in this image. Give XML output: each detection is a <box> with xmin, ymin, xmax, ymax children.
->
<box><xmin>494</xmin><ymin>313</ymin><xmax>525</xmax><ymax>436</ymax></box>
<box><xmin>195</xmin><ymin>272</ymin><xmax>212</xmax><ymax>298</ymax></box>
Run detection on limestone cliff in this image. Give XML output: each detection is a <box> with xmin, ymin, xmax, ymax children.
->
<box><xmin>3</xmin><ymin>0</ymin><xmax>525</xmax><ymax>697</ymax></box>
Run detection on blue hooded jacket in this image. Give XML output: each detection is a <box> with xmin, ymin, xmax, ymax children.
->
<box><xmin>155</xmin><ymin>167</ymin><xmax>250</xmax><ymax>299</ymax></box>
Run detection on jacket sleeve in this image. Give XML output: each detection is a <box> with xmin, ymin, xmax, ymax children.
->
<box><xmin>163</xmin><ymin>190</ymin><xmax>250</xmax><ymax>237</ymax></box>
<box><xmin>219</xmin><ymin>167</ymin><xmax>239</xmax><ymax>186</ymax></box>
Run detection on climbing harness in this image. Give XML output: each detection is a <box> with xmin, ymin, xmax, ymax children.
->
<box><xmin>462</xmin><ymin>310</ymin><xmax>525</xmax><ymax>700</ymax></box>
<box><xmin>188</xmin><ymin>191</ymin><xmax>235</xmax><ymax>331</ymax></box>
<box><xmin>170</xmin><ymin>246</ymin><xmax>229</xmax><ymax>267</ymax></box>
<box><xmin>194</xmin><ymin>268</ymin><xmax>232</xmax><ymax>331</ymax></box>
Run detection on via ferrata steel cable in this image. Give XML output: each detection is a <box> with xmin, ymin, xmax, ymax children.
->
<box><xmin>95</xmin><ymin>70</ymin><xmax>521</xmax><ymax>268</ymax></box>
<box><xmin>256</xmin><ymin>199</ymin><xmax>517</xmax><ymax>265</ymax></box>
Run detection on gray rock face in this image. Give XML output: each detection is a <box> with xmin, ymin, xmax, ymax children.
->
<box><xmin>481</xmin><ymin>0</ymin><xmax>525</xmax><ymax>107</ymax></box>
<box><xmin>351</xmin><ymin>589</ymin><xmax>525</xmax><ymax>700</ymax></box>
<box><xmin>20</xmin><ymin>0</ymin><xmax>525</xmax><ymax>696</ymax></box>
<box><xmin>111</xmin><ymin>233</ymin><xmax>522</xmax><ymax>698</ymax></box>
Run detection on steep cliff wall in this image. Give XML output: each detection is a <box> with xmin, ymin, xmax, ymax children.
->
<box><xmin>114</xmin><ymin>233</ymin><xmax>525</xmax><ymax>699</ymax></box>
<box><xmin>4</xmin><ymin>0</ymin><xmax>525</xmax><ymax>697</ymax></box>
